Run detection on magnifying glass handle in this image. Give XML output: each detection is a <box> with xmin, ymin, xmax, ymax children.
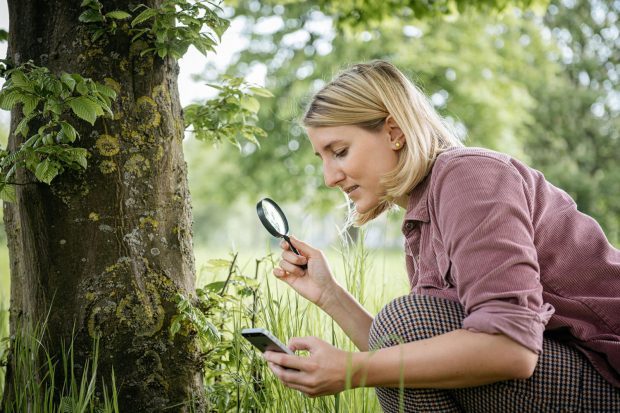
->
<box><xmin>282</xmin><ymin>235</ymin><xmax>307</xmax><ymax>270</ymax></box>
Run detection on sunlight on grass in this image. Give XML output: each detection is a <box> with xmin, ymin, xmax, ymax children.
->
<box><xmin>0</xmin><ymin>231</ymin><xmax>409</xmax><ymax>411</ymax></box>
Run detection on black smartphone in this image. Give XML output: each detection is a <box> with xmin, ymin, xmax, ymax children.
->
<box><xmin>241</xmin><ymin>327</ymin><xmax>295</xmax><ymax>355</ymax></box>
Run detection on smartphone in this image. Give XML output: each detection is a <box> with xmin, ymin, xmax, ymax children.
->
<box><xmin>241</xmin><ymin>327</ymin><xmax>295</xmax><ymax>356</ymax></box>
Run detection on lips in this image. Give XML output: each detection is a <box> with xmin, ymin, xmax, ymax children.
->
<box><xmin>344</xmin><ymin>185</ymin><xmax>359</xmax><ymax>195</ymax></box>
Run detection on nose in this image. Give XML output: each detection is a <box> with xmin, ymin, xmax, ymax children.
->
<box><xmin>323</xmin><ymin>160</ymin><xmax>345</xmax><ymax>188</ymax></box>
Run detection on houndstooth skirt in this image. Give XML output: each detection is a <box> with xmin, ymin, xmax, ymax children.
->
<box><xmin>368</xmin><ymin>294</ymin><xmax>620</xmax><ymax>413</ymax></box>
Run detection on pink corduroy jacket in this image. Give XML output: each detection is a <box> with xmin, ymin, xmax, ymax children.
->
<box><xmin>402</xmin><ymin>147</ymin><xmax>620</xmax><ymax>388</ymax></box>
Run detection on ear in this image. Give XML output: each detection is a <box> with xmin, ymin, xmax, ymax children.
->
<box><xmin>385</xmin><ymin>115</ymin><xmax>405</xmax><ymax>148</ymax></box>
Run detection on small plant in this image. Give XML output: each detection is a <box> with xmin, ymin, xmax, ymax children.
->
<box><xmin>184</xmin><ymin>76</ymin><xmax>272</xmax><ymax>149</ymax></box>
<box><xmin>79</xmin><ymin>0</ymin><xmax>133</xmax><ymax>42</ymax></box>
<box><xmin>130</xmin><ymin>0</ymin><xmax>230</xmax><ymax>59</ymax></box>
<box><xmin>0</xmin><ymin>61</ymin><xmax>117</xmax><ymax>199</ymax></box>
<box><xmin>170</xmin><ymin>253</ymin><xmax>271</xmax><ymax>411</ymax></box>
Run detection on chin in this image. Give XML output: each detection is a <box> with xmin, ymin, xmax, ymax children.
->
<box><xmin>353</xmin><ymin>200</ymin><xmax>378</xmax><ymax>215</ymax></box>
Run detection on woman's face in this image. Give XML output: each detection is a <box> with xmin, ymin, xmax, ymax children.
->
<box><xmin>307</xmin><ymin>123</ymin><xmax>402</xmax><ymax>214</ymax></box>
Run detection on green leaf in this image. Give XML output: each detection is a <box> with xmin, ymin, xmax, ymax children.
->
<box><xmin>94</xmin><ymin>83</ymin><xmax>117</xmax><ymax>99</ymax></box>
<box><xmin>21</xmin><ymin>94</ymin><xmax>39</xmax><ymax>117</ymax></box>
<box><xmin>0</xmin><ymin>90</ymin><xmax>23</xmax><ymax>110</ymax></box>
<box><xmin>46</xmin><ymin>100</ymin><xmax>63</xmax><ymax>116</ymax></box>
<box><xmin>204</xmin><ymin>320</ymin><xmax>221</xmax><ymax>342</ymax></box>
<box><xmin>60</xmin><ymin>121</ymin><xmax>78</xmax><ymax>143</ymax></box>
<box><xmin>249</xmin><ymin>86</ymin><xmax>274</xmax><ymax>98</ymax></box>
<box><xmin>204</xmin><ymin>281</ymin><xmax>226</xmax><ymax>292</ymax></box>
<box><xmin>206</xmin><ymin>258</ymin><xmax>233</xmax><ymax>269</ymax></box>
<box><xmin>131</xmin><ymin>8</ymin><xmax>158</xmax><ymax>27</ymax></box>
<box><xmin>92</xmin><ymin>29</ymin><xmax>105</xmax><ymax>42</ymax></box>
<box><xmin>60</xmin><ymin>72</ymin><xmax>76</xmax><ymax>91</ymax></box>
<box><xmin>79</xmin><ymin>9</ymin><xmax>104</xmax><ymax>23</ymax></box>
<box><xmin>240</xmin><ymin>96</ymin><xmax>260</xmax><ymax>113</ymax></box>
<box><xmin>157</xmin><ymin>47</ymin><xmax>168</xmax><ymax>59</ymax></box>
<box><xmin>14</xmin><ymin>114</ymin><xmax>33</xmax><ymax>137</ymax></box>
<box><xmin>67</xmin><ymin>96</ymin><xmax>100</xmax><ymax>125</ymax></box>
<box><xmin>0</xmin><ymin>184</ymin><xmax>16</xmax><ymax>203</ymax></box>
<box><xmin>34</xmin><ymin>159</ymin><xmax>61</xmax><ymax>184</ymax></box>
<box><xmin>10</xmin><ymin>70</ymin><xmax>30</xmax><ymax>88</ymax></box>
<box><xmin>66</xmin><ymin>148</ymin><xmax>88</xmax><ymax>169</ymax></box>
<box><xmin>105</xmin><ymin>10</ymin><xmax>132</xmax><ymax>20</ymax></box>
<box><xmin>131</xmin><ymin>28</ymin><xmax>149</xmax><ymax>42</ymax></box>
<box><xmin>76</xmin><ymin>81</ymin><xmax>89</xmax><ymax>95</ymax></box>
<box><xmin>70</xmin><ymin>73</ymin><xmax>85</xmax><ymax>84</ymax></box>
<box><xmin>169</xmin><ymin>318</ymin><xmax>181</xmax><ymax>337</ymax></box>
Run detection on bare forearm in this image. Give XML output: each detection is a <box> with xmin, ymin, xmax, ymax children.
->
<box><xmin>319</xmin><ymin>285</ymin><xmax>374</xmax><ymax>351</ymax></box>
<box><xmin>351</xmin><ymin>329</ymin><xmax>538</xmax><ymax>388</ymax></box>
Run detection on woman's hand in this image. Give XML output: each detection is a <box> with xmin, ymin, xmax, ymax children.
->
<box><xmin>274</xmin><ymin>236</ymin><xmax>339</xmax><ymax>308</ymax></box>
<box><xmin>264</xmin><ymin>337</ymin><xmax>355</xmax><ymax>397</ymax></box>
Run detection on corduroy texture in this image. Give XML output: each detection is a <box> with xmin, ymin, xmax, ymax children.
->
<box><xmin>402</xmin><ymin>147</ymin><xmax>620</xmax><ymax>387</ymax></box>
<box><xmin>368</xmin><ymin>294</ymin><xmax>620</xmax><ymax>413</ymax></box>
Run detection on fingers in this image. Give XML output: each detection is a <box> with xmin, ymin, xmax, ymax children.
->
<box><xmin>264</xmin><ymin>350</ymin><xmax>309</xmax><ymax>373</ymax></box>
<box><xmin>288</xmin><ymin>336</ymin><xmax>317</xmax><ymax>352</ymax></box>
<box><xmin>282</xmin><ymin>249</ymin><xmax>308</xmax><ymax>267</ymax></box>
<box><xmin>275</xmin><ymin>241</ymin><xmax>307</xmax><ymax>278</ymax></box>
<box><xmin>278</xmin><ymin>258</ymin><xmax>306</xmax><ymax>277</ymax></box>
<box><xmin>267</xmin><ymin>361</ymin><xmax>325</xmax><ymax>398</ymax></box>
<box><xmin>267</xmin><ymin>362</ymin><xmax>316</xmax><ymax>395</ymax></box>
<box><xmin>288</xmin><ymin>235</ymin><xmax>317</xmax><ymax>257</ymax></box>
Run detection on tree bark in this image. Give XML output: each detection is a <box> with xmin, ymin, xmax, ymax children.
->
<box><xmin>3</xmin><ymin>0</ymin><xmax>204</xmax><ymax>410</ymax></box>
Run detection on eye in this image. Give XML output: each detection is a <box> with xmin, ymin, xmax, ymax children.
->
<box><xmin>334</xmin><ymin>148</ymin><xmax>348</xmax><ymax>158</ymax></box>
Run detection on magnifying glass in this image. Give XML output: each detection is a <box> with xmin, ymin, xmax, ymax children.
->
<box><xmin>256</xmin><ymin>198</ymin><xmax>307</xmax><ymax>270</ymax></box>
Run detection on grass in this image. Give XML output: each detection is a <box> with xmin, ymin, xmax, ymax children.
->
<box><xmin>191</xmin><ymin>233</ymin><xmax>409</xmax><ymax>412</ymax></box>
<box><xmin>1</xmin><ymin>318</ymin><xmax>119</xmax><ymax>413</ymax></box>
<box><xmin>1</xmin><ymin>240</ymin><xmax>9</xmax><ymax>396</ymax></box>
<box><xmin>0</xmin><ymin>232</ymin><xmax>409</xmax><ymax>411</ymax></box>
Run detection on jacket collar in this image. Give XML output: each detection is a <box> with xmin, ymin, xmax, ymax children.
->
<box><xmin>403</xmin><ymin>173</ymin><xmax>431</xmax><ymax>224</ymax></box>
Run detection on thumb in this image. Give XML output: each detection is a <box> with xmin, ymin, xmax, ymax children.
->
<box><xmin>288</xmin><ymin>336</ymin><xmax>319</xmax><ymax>352</ymax></box>
<box><xmin>288</xmin><ymin>235</ymin><xmax>319</xmax><ymax>258</ymax></box>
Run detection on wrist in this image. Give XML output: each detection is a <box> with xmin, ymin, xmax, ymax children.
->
<box><xmin>316</xmin><ymin>282</ymin><xmax>346</xmax><ymax>312</ymax></box>
<box><xmin>348</xmin><ymin>351</ymin><xmax>371</xmax><ymax>389</ymax></box>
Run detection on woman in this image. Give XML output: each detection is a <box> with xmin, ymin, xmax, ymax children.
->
<box><xmin>263</xmin><ymin>60</ymin><xmax>620</xmax><ymax>412</ymax></box>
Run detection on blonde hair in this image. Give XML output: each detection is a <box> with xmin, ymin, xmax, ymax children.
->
<box><xmin>303</xmin><ymin>60</ymin><xmax>463</xmax><ymax>226</ymax></box>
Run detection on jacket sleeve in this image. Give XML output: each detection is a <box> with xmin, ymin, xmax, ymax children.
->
<box><xmin>431</xmin><ymin>155</ymin><xmax>554</xmax><ymax>354</ymax></box>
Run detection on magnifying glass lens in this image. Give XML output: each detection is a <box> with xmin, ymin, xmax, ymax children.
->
<box><xmin>256</xmin><ymin>198</ymin><xmax>307</xmax><ymax>270</ymax></box>
<box><xmin>262</xmin><ymin>201</ymin><xmax>286</xmax><ymax>235</ymax></box>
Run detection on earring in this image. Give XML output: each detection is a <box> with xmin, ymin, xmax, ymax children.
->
<box><xmin>395</xmin><ymin>142</ymin><xmax>401</xmax><ymax>148</ymax></box>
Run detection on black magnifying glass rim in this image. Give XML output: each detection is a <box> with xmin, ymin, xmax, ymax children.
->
<box><xmin>256</xmin><ymin>197</ymin><xmax>289</xmax><ymax>238</ymax></box>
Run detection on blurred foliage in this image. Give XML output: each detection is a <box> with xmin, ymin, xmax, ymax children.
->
<box><xmin>187</xmin><ymin>0</ymin><xmax>619</xmax><ymax>246</ymax></box>
<box><xmin>231</xmin><ymin>0</ymin><xmax>549</xmax><ymax>28</ymax></box>
<box><xmin>522</xmin><ymin>0</ymin><xmax>620</xmax><ymax>244</ymax></box>
<box><xmin>188</xmin><ymin>1</ymin><xmax>558</xmax><ymax>229</ymax></box>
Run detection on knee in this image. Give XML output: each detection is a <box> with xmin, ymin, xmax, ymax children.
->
<box><xmin>369</xmin><ymin>294</ymin><xmax>463</xmax><ymax>351</ymax></box>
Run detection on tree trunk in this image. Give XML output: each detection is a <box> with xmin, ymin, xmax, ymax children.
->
<box><xmin>3</xmin><ymin>0</ymin><xmax>204</xmax><ymax>410</ymax></box>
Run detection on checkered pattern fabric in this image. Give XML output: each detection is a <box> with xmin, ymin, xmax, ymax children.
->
<box><xmin>368</xmin><ymin>294</ymin><xmax>620</xmax><ymax>412</ymax></box>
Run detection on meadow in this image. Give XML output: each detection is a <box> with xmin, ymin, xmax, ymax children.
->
<box><xmin>0</xmin><ymin>233</ymin><xmax>411</xmax><ymax>412</ymax></box>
